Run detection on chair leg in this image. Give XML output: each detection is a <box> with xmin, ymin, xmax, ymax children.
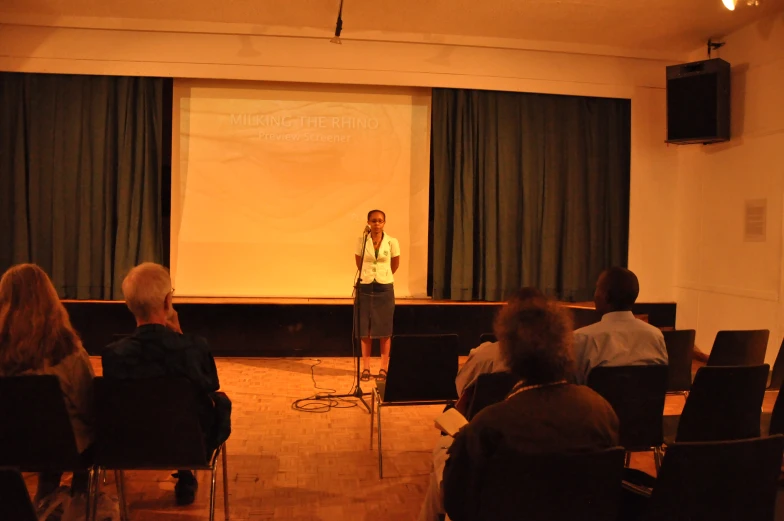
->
<box><xmin>624</xmin><ymin>452</ymin><xmax>631</xmax><ymax>468</ymax></box>
<box><xmin>369</xmin><ymin>391</ymin><xmax>375</xmax><ymax>450</ymax></box>
<box><xmin>91</xmin><ymin>467</ymin><xmax>100</xmax><ymax>521</ymax></box>
<box><xmin>654</xmin><ymin>446</ymin><xmax>663</xmax><ymax>474</ymax></box>
<box><xmin>378</xmin><ymin>403</ymin><xmax>383</xmax><ymax>478</ymax></box>
<box><xmin>210</xmin><ymin>460</ymin><xmax>218</xmax><ymax>521</ymax></box>
<box><xmin>222</xmin><ymin>444</ymin><xmax>230</xmax><ymax>521</ymax></box>
<box><xmin>115</xmin><ymin>470</ymin><xmax>130</xmax><ymax>521</ymax></box>
<box><xmin>85</xmin><ymin>467</ymin><xmax>95</xmax><ymax>521</ymax></box>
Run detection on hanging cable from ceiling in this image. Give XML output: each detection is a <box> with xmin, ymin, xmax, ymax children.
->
<box><xmin>330</xmin><ymin>0</ymin><xmax>344</xmax><ymax>44</ymax></box>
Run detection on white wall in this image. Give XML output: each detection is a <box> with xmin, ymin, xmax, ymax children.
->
<box><xmin>674</xmin><ymin>14</ymin><xmax>784</xmax><ymax>362</ymax></box>
<box><xmin>0</xmin><ymin>20</ymin><xmax>683</xmax><ymax>302</ymax></box>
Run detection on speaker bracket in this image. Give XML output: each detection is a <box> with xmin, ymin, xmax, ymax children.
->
<box><xmin>707</xmin><ymin>39</ymin><xmax>726</xmax><ymax>58</ymax></box>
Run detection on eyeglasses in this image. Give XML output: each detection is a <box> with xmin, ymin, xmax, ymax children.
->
<box><xmin>369</xmin><ymin>219</ymin><xmax>385</xmax><ymax>223</ymax></box>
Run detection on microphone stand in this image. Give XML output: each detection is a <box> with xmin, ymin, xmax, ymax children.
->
<box><xmin>326</xmin><ymin>228</ymin><xmax>372</xmax><ymax>413</ymax></box>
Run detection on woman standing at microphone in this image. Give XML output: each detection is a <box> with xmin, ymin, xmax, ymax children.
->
<box><xmin>355</xmin><ymin>209</ymin><xmax>400</xmax><ymax>382</ymax></box>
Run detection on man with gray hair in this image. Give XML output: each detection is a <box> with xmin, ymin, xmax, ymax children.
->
<box><xmin>102</xmin><ymin>262</ymin><xmax>231</xmax><ymax>506</ymax></box>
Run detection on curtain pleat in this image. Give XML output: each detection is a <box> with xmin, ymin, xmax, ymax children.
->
<box><xmin>430</xmin><ymin>89</ymin><xmax>631</xmax><ymax>302</ymax></box>
<box><xmin>0</xmin><ymin>72</ymin><xmax>166</xmax><ymax>299</ymax></box>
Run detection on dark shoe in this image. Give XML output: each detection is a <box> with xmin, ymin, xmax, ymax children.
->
<box><xmin>173</xmin><ymin>471</ymin><xmax>198</xmax><ymax>506</ymax></box>
<box><xmin>361</xmin><ymin>369</ymin><xmax>371</xmax><ymax>381</ymax></box>
<box><xmin>376</xmin><ymin>369</ymin><xmax>388</xmax><ymax>382</ymax></box>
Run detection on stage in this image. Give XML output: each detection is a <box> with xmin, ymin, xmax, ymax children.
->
<box><xmin>63</xmin><ymin>298</ymin><xmax>677</xmax><ymax>357</ymax></box>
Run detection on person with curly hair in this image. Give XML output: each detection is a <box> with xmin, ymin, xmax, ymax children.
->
<box><xmin>442</xmin><ymin>294</ymin><xmax>619</xmax><ymax>521</ymax></box>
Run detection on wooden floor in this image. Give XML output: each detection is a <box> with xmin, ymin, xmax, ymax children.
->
<box><xmin>30</xmin><ymin>357</ymin><xmax>449</xmax><ymax>521</ymax></box>
<box><xmin>24</xmin><ymin>357</ymin><xmax>780</xmax><ymax>521</ymax></box>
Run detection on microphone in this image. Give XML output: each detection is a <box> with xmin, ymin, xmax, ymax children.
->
<box><xmin>364</xmin><ymin>225</ymin><xmax>371</xmax><ymax>234</ymax></box>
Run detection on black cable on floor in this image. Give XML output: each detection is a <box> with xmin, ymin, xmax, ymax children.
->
<box><xmin>291</xmin><ymin>358</ymin><xmax>360</xmax><ymax>413</ymax></box>
<box><xmin>291</xmin><ymin>271</ymin><xmax>365</xmax><ymax>413</ymax></box>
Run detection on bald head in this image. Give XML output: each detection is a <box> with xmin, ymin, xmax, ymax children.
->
<box><xmin>594</xmin><ymin>267</ymin><xmax>639</xmax><ymax>315</ymax></box>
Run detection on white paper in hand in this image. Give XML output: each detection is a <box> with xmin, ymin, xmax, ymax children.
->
<box><xmin>434</xmin><ymin>408</ymin><xmax>468</xmax><ymax>437</ymax></box>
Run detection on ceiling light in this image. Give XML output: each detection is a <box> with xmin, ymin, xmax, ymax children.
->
<box><xmin>722</xmin><ymin>0</ymin><xmax>761</xmax><ymax>9</ymax></box>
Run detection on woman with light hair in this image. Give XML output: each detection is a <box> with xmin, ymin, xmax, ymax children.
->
<box><xmin>0</xmin><ymin>263</ymin><xmax>116</xmax><ymax>519</ymax></box>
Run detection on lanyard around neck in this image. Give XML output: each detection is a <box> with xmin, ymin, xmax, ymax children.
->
<box><xmin>506</xmin><ymin>380</ymin><xmax>567</xmax><ymax>400</ymax></box>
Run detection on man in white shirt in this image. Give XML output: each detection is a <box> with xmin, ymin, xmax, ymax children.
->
<box><xmin>572</xmin><ymin>267</ymin><xmax>668</xmax><ymax>385</ymax></box>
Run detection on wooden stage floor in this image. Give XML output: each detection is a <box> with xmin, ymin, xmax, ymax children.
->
<box><xmin>24</xmin><ymin>357</ymin><xmax>780</xmax><ymax>521</ymax></box>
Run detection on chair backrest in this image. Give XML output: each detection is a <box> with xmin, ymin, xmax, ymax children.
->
<box><xmin>470</xmin><ymin>447</ymin><xmax>625</xmax><ymax>521</ymax></box>
<box><xmin>587</xmin><ymin>365</ymin><xmax>668</xmax><ymax>450</ymax></box>
<box><xmin>93</xmin><ymin>377</ymin><xmax>209</xmax><ymax>469</ymax></box>
<box><xmin>383</xmin><ymin>334</ymin><xmax>459</xmax><ymax>403</ymax></box>
<box><xmin>768</xmin><ymin>388</ymin><xmax>784</xmax><ymax>436</ymax></box>
<box><xmin>642</xmin><ymin>436</ymin><xmax>784</xmax><ymax>521</ymax></box>
<box><xmin>479</xmin><ymin>333</ymin><xmax>496</xmax><ymax>344</ymax></box>
<box><xmin>676</xmin><ymin>364</ymin><xmax>768</xmax><ymax>442</ymax></box>
<box><xmin>707</xmin><ymin>329</ymin><xmax>769</xmax><ymax>367</ymax></box>
<box><xmin>0</xmin><ymin>468</ymin><xmax>37</xmax><ymax>521</ymax></box>
<box><xmin>0</xmin><ymin>375</ymin><xmax>83</xmax><ymax>471</ymax></box>
<box><xmin>662</xmin><ymin>329</ymin><xmax>695</xmax><ymax>392</ymax></box>
<box><xmin>768</xmin><ymin>338</ymin><xmax>784</xmax><ymax>390</ymax></box>
<box><xmin>465</xmin><ymin>372</ymin><xmax>521</xmax><ymax>421</ymax></box>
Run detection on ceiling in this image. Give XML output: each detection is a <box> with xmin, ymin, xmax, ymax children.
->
<box><xmin>2</xmin><ymin>0</ymin><xmax>783</xmax><ymax>54</ymax></box>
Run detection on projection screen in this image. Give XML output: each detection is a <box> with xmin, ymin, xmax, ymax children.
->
<box><xmin>171</xmin><ymin>80</ymin><xmax>431</xmax><ymax>298</ymax></box>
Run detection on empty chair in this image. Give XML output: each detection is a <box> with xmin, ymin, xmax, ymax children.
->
<box><xmin>93</xmin><ymin>377</ymin><xmax>229</xmax><ymax>521</ymax></box>
<box><xmin>707</xmin><ymin>329</ymin><xmax>769</xmax><ymax>367</ymax></box>
<box><xmin>767</xmin><ymin>338</ymin><xmax>784</xmax><ymax>390</ymax></box>
<box><xmin>370</xmin><ymin>334</ymin><xmax>459</xmax><ymax>478</ymax></box>
<box><xmin>464</xmin><ymin>372</ymin><xmax>521</xmax><ymax>421</ymax></box>
<box><xmin>0</xmin><ymin>468</ymin><xmax>37</xmax><ymax>521</ymax></box>
<box><xmin>625</xmin><ymin>436</ymin><xmax>784</xmax><ymax>521</ymax></box>
<box><xmin>767</xmin><ymin>386</ymin><xmax>784</xmax><ymax>436</ymax></box>
<box><xmin>675</xmin><ymin>365</ymin><xmax>768</xmax><ymax>443</ymax></box>
<box><xmin>662</xmin><ymin>330</ymin><xmax>695</xmax><ymax>394</ymax></box>
<box><xmin>479</xmin><ymin>333</ymin><xmax>497</xmax><ymax>344</ymax></box>
<box><xmin>587</xmin><ymin>365</ymin><xmax>668</xmax><ymax>469</ymax></box>
<box><xmin>0</xmin><ymin>375</ymin><xmax>96</xmax><ymax>518</ymax></box>
<box><xmin>445</xmin><ymin>447</ymin><xmax>625</xmax><ymax>521</ymax></box>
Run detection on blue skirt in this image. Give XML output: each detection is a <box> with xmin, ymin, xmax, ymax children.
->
<box><xmin>355</xmin><ymin>282</ymin><xmax>395</xmax><ymax>339</ymax></box>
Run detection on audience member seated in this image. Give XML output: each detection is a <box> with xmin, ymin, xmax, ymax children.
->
<box><xmin>572</xmin><ymin>267</ymin><xmax>667</xmax><ymax>385</ymax></box>
<box><xmin>442</xmin><ymin>295</ymin><xmax>620</xmax><ymax>521</ymax></box>
<box><xmin>418</xmin><ymin>288</ymin><xmax>545</xmax><ymax>521</ymax></box>
<box><xmin>102</xmin><ymin>262</ymin><xmax>231</xmax><ymax>506</ymax></box>
<box><xmin>0</xmin><ymin>263</ymin><xmax>116</xmax><ymax>520</ymax></box>
<box><xmin>454</xmin><ymin>287</ymin><xmax>544</xmax><ymax>403</ymax></box>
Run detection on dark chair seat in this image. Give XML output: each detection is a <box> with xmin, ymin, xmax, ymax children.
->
<box><xmin>767</xmin><ymin>338</ymin><xmax>784</xmax><ymax>390</ymax></box>
<box><xmin>662</xmin><ymin>329</ymin><xmax>695</xmax><ymax>393</ymax></box>
<box><xmin>674</xmin><ymin>364</ymin><xmax>768</xmax><ymax>443</ymax></box>
<box><xmin>0</xmin><ymin>375</ymin><xmax>97</xmax><ymax>519</ymax></box>
<box><xmin>0</xmin><ymin>468</ymin><xmax>37</xmax><ymax>521</ymax></box>
<box><xmin>587</xmin><ymin>365</ymin><xmax>668</xmax><ymax>469</ymax></box>
<box><xmin>93</xmin><ymin>377</ymin><xmax>229</xmax><ymax>521</ymax></box>
<box><xmin>370</xmin><ymin>334</ymin><xmax>459</xmax><ymax>478</ymax></box>
<box><xmin>624</xmin><ymin>436</ymin><xmax>784</xmax><ymax>521</ymax></box>
<box><xmin>465</xmin><ymin>372</ymin><xmax>521</xmax><ymax>421</ymax></box>
<box><xmin>445</xmin><ymin>447</ymin><xmax>626</xmax><ymax>521</ymax></box>
<box><xmin>707</xmin><ymin>329</ymin><xmax>769</xmax><ymax>367</ymax></box>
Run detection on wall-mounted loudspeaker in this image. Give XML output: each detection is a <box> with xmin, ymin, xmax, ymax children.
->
<box><xmin>666</xmin><ymin>58</ymin><xmax>730</xmax><ymax>144</ymax></box>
